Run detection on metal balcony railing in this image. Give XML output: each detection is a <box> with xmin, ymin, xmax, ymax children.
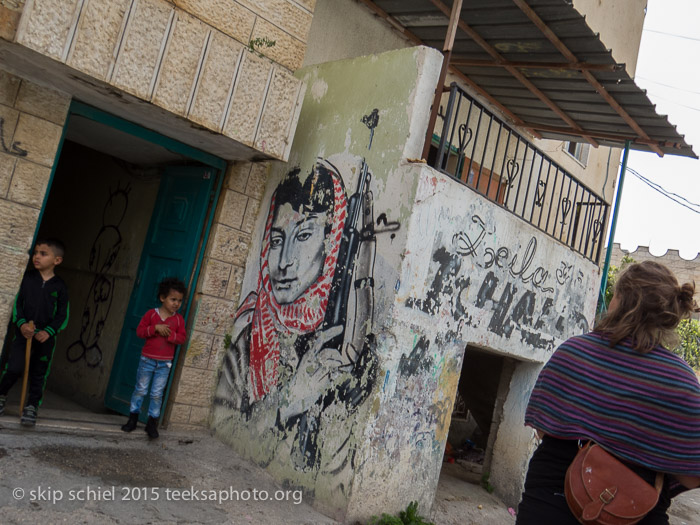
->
<box><xmin>431</xmin><ymin>83</ymin><xmax>609</xmax><ymax>263</ymax></box>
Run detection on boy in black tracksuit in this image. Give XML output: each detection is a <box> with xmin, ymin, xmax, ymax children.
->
<box><xmin>0</xmin><ymin>238</ymin><xmax>69</xmax><ymax>426</ymax></box>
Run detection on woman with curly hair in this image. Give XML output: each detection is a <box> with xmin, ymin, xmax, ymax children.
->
<box><xmin>517</xmin><ymin>261</ymin><xmax>700</xmax><ymax>524</ymax></box>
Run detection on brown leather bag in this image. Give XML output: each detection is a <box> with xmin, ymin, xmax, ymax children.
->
<box><xmin>564</xmin><ymin>442</ymin><xmax>663</xmax><ymax>525</ymax></box>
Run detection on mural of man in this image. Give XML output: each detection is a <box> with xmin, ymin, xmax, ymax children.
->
<box><xmin>215</xmin><ymin>159</ymin><xmax>377</xmax><ymax>476</ymax></box>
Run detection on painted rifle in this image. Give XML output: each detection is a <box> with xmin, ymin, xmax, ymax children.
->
<box><xmin>324</xmin><ymin>158</ymin><xmax>372</xmax><ymax>337</ymax></box>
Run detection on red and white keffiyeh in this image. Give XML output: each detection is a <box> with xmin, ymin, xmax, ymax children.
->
<box><xmin>240</xmin><ymin>162</ymin><xmax>348</xmax><ymax>401</ymax></box>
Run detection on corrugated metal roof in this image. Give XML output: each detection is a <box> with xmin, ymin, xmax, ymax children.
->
<box><xmin>361</xmin><ymin>0</ymin><xmax>696</xmax><ymax>158</ymax></box>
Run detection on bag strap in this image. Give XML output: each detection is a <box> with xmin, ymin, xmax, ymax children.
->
<box><xmin>653</xmin><ymin>472</ymin><xmax>664</xmax><ymax>493</ymax></box>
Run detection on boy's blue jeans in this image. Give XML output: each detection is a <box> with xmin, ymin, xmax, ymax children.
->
<box><xmin>129</xmin><ymin>356</ymin><xmax>172</xmax><ymax>418</ymax></box>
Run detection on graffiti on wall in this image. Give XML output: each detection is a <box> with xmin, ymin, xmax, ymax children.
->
<box><xmin>0</xmin><ymin>117</ymin><xmax>28</xmax><ymax>157</ymax></box>
<box><xmin>215</xmin><ymin>110</ymin><xmax>400</xmax><ymax>490</ymax></box>
<box><xmin>66</xmin><ymin>183</ymin><xmax>130</xmax><ymax>367</ymax></box>
<box><xmin>368</xmin><ymin>332</ymin><xmax>461</xmax><ymax>460</ymax></box>
<box><xmin>406</xmin><ymin>211</ymin><xmax>591</xmax><ymax>352</ymax></box>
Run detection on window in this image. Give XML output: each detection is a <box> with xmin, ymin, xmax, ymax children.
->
<box><xmin>565</xmin><ymin>141</ymin><xmax>590</xmax><ymax>167</ymax></box>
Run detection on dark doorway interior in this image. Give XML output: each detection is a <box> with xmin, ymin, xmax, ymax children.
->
<box><xmin>34</xmin><ymin>109</ymin><xmax>210</xmax><ymax>414</ymax></box>
<box><xmin>38</xmin><ymin>140</ymin><xmax>162</xmax><ymax>412</ymax></box>
<box><xmin>442</xmin><ymin>345</ymin><xmax>514</xmax><ymax>482</ymax></box>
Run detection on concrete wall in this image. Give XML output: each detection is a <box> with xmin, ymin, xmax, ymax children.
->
<box><xmin>489</xmin><ymin>359</ymin><xmax>542</xmax><ymax>506</ymax></box>
<box><xmin>398</xmin><ymin>168</ymin><xmax>600</xmax><ymax>362</ymax></box>
<box><xmin>2</xmin><ymin>0</ymin><xmax>307</xmax><ymax>162</ymax></box>
<box><xmin>41</xmin><ymin>141</ymin><xmax>159</xmax><ymax>411</ymax></box>
<box><xmin>211</xmin><ymin>45</ymin><xmax>443</xmax><ymax>520</ymax></box>
<box><xmin>302</xmin><ymin>0</ymin><xmax>412</xmax><ymax>67</ymax></box>
<box><xmin>0</xmin><ymin>70</ymin><xmax>69</xmax><ymax>342</ymax></box>
<box><xmin>348</xmin><ymin>164</ymin><xmax>600</xmax><ymax>515</ymax></box>
<box><xmin>573</xmin><ymin>0</ymin><xmax>647</xmax><ymax>78</ymax></box>
<box><xmin>210</xmin><ymin>41</ymin><xmax>601</xmax><ymax>520</ymax></box>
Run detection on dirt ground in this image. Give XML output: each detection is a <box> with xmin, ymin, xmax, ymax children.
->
<box><xmin>432</xmin><ymin>461</ymin><xmax>700</xmax><ymax>525</ymax></box>
<box><xmin>0</xmin><ymin>416</ymin><xmax>698</xmax><ymax>524</ymax></box>
<box><xmin>0</xmin><ymin>424</ymin><xmax>336</xmax><ymax>524</ymax></box>
<box><xmin>431</xmin><ymin>462</ymin><xmax>517</xmax><ymax>525</ymax></box>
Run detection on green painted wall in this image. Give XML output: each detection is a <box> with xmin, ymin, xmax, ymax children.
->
<box><xmin>291</xmin><ymin>47</ymin><xmax>420</xmax><ymax>175</ymax></box>
<box><xmin>212</xmin><ymin>46</ymin><xmax>442</xmax><ymax>520</ymax></box>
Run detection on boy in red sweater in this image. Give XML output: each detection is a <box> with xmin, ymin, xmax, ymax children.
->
<box><xmin>121</xmin><ymin>277</ymin><xmax>187</xmax><ymax>438</ymax></box>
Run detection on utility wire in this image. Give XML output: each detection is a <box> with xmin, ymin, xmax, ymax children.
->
<box><xmin>628</xmin><ymin>166</ymin><xmax>700</xmax><ymax>208</ymax></box>
<box><xmin>644</xmin><ymin>28</ymin><xmax>700</xmax><ymax>42</ymax></box>
<box><xmin>637</xmin><ymin>76</ymin><xmax>700</xmax><ymax>96</ymax></box>
<box><xmin>644</xmin><ymin>91</ymin><xmax>700</xmax><ymax>113</ymax></box>
<box><xmin>625</xmin><ymin>166</ymin><xmax>700</xmax><ymax>215</ymax></box>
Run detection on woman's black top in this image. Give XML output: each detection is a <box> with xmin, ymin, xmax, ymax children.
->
<box><xmin>516</xmin><ymin>435</ymin><xmax>671</xmax><ymax>525</ymax></box>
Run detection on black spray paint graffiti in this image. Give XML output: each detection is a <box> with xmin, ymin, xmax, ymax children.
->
<box><xmin>407</xmin><ymin>213</ymin><xmax>589</xmax><ymax>351</ymax></box>
<box><xmin>556</xmin><ymin>261</ymin><xmax>573</xmax><ymax>285</ymax></box>
<box><xmin>454</xmin><ymin>215</ymin><xmax>554</xmax><ymax>293</ymax></box>
<box><xmin>66</xmin><ymin>183</ymin><xmax>130</xmax><ymax>367</ymax></box>
<box><xmin>0</xmin><ymin>117</ymin><xmax>28</xmax><ymax>157</ymax></box>
<box><xmin>405</xmin><ymin>245</ymin><xmax>470</xmax><ymax>324</ymax></box>
<box><xmin>215</xmin><ymin>110</ymin><xmax>400</xmax><ymax>479</ymax></box>
<box><xmin>398</xmin><ymin>335</ymin><xmax>432</xmax><ymax>376</ymax></box>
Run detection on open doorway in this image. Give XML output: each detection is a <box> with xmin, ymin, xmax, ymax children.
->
<box><xmin>22</xmin><ymin>102</ymin><xmax>224</xmax><ymax>425</ymax></box>
<box><xmin>441</xmin><ymin>345</ymin><xmax>516</xmax><ymax>484</ymax></box>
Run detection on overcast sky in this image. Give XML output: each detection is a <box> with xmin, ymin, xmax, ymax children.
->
<box><xmin>611</xmin><ymin>0</ymin><xmax>700</xmax><ymax>259</ymax></box>
<box><xmin>604</xmin><ymin>0</ymin><xmax>700</xmax><ymax>259</ymax></box>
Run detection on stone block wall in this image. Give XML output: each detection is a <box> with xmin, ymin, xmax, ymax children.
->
<box><xmin>11</xmin><ymin>0</ymin><xmax>308</xmax><ymax>161</ymax></box>
<box><xmin>0</xmin><ymin>69</ymin><xmax>69</xmax><ymax>340</ymax></box>
<box><xmin>0</xmin><ymin>0</ymin><xmax>24</xmax><ymax>42</ymax></box>
<box><xmin>168</xmin><ymin>161</ymin><xmax>268</xmax><ymax>427</ymax></box>
<box><xmin>605</xmin><ymin>243</ymin><xmax>700</xmax><ymax>289</ymax></box>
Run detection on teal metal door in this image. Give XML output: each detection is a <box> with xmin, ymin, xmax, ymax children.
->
<box><xmin>105</xmin><ymin>166</ymin><xmax>215</xmax><ymax>418</ymax></box>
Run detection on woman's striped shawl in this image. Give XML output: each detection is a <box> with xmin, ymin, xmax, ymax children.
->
<box><xmin>525</xmin><ymin>331</ymin><xmax>700</xmax><ymax>476</ymax></box>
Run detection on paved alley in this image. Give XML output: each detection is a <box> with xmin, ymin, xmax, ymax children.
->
<box><xmin>0</xmin><ymin>408</ymin><xmax>698</xmax><ymax>524</ymax></box>
<box><xmin>0</xmin><ymin>415</ymin><xmax>336</xmax><ymax>525</ymax></box>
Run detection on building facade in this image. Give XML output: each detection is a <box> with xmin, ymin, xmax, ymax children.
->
<box><xmin>0</xmin><ymin>0</ymin><xmax>662</xmax><ymax>522</ymax></box>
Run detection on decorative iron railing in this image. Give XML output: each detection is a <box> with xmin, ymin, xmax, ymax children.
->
<box><xmin>431</xmin><ymin>83</ymin><xmax>609</xmax><ymax>263</ymax></box>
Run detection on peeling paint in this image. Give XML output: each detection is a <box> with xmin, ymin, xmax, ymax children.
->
<box><xmin>401</xmin><ymin>167</ymin><xmax>598</xmax><ymax>361</ymax></box>
<box><xmin>431</xmin><ymin>359</ymin><xmax>459</xmax><ymax>444</ymax></box>
<box><xmin>211</xmin><ymin>47</ymin><xmax>454</xmax><ymax>520</ymax></box>
<box><xmin>310</xmin><ymin>78</ymin><xmax>328</xmax><ymax>102</ymax></box>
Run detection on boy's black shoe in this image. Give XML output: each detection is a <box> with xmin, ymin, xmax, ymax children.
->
<box><xmin>21</xmin><ymin>405</ymin><xmax>37</xmax><ymax>427</ymax></box>
<box><xmin>145</xmin><ymin>416</ymin><xmax>159</xmax><ymax>439</ymax></box>
<box><xmin>121</xmin><ymin>412</ymin><xmax>139</xmax><ymax>432</ymax></box>
<box><xmin>0</xmin><ymin>395</ymin><xmax>6</xmax><ymax>416</ymax></box>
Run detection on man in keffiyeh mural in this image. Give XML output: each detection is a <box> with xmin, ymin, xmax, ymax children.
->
<box><xmin>215</xmin><ymin>159</ymin><xmax>377</xmax><ymax>473</ymax></box>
